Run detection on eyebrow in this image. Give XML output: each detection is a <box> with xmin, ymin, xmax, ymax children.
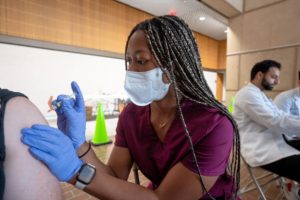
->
<box><xmin>126</xmin><ymin>49</ymin><xmax>149</xmax><ymax>57</ymax></box>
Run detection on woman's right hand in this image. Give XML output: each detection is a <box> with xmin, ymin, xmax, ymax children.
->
<box><xmin>21</xmin><ymin>125</ymin><xmax>83</xmax><ymax>182</ymax></box>
<box><xmin>53</xmin><ymin>81</ymin><xmax>86</xmax><ymax>150</ymax></box>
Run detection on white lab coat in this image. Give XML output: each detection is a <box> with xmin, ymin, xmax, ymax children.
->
<box><xmin>233</xmin><ymin>83</ymin><xmax>300</xmax><ymax>167</ymax></box>
<box><xmin>274</xmin><ymin>88</ymin><xmax>300</xmax><ymax>116</ymax></box>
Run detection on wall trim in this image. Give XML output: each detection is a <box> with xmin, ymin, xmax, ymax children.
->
<box><xmin>226</xmin><ymin>89</ymin><xmax>286</xmax><ymax>93</ymax></box>
<box><xmin>227</xmin><ymin>43</ymin><xmax>300</xmax><ymax>56</ymax></box>
<box><xmin>0</xmin><ymin>34</ymin><xmax>124</xmax><ymax>60</ymax></box>
<box><xmin>202</xmin><ymin>68</ymin><xmax>226</xmax><ymax>73</ymax></box>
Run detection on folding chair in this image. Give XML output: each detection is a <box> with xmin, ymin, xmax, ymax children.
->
<box><xmin>238</xmin><ymin>157</ymin><xmax>285</xmax><ymax>200</ymax></box>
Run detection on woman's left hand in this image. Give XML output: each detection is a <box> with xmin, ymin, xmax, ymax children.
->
<box><xmin>21</xmin><ymin>124</ymin><xmax>83</xmax><ymax>182</ymax></box>
<box><xmin>53</xmin><ymin>81</ymin><xmax>86</xmax><ymax>150</ymax></box>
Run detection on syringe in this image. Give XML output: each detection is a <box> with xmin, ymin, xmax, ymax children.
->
<box><xmin>47</xmin><ymin>94</ymin><xmax>75</xmax><ymax>112</ymax></box>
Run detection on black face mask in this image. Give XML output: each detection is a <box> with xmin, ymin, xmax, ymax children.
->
<box><xmin>261</xmin><ymin>77</ymin><xmax>274</xmax><ymax>91</ymax></box>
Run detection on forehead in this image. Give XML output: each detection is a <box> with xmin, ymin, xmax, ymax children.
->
<box><xmin>266</xmin><ymin>67</ymin><xmax>280</xmax><ymax>75</ymax></box>
<box><xmin>126</xmin><ymin>30</ymin><xmax>151</xmax><ymax>54</ymax></box>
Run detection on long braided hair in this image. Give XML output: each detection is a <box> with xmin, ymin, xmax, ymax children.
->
<box><xmin>125</xmin><ymin>15</ymin><xmax>240</xmax><ymax>199</ymax></box>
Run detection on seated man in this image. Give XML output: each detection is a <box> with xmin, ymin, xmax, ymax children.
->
<box><xmin>233</xmin><ymin>60</ymin><xmax>300</xmax><ymax>182</ymax></box>
<box><xmin>274</xmin><ymin>71</ymin><xmax>300</xmax><ymax>116</ymax></box>
<box><xmin>0</xmin><ymin>88</ymin><xmax>63</xmax><ymax>199</ymax></box>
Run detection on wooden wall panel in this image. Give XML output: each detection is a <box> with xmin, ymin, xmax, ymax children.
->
<box><xmin>0</xmin><ymin>0</ymin><xmax>152</xmax><ymax>54</ymax></box>
<box><xmin>218</xmin><ymin>40</ymin><xmax>227</xmax><ymax>70</ymax></box>
<box><xmin>0</xmin><ymin>0</ymin><xmax>227</xmax><ymax>70</ymax></box>
<box><xmin>194</xmin><ymin>32</ymin><xmax>224</xmax><ymax>70</ymax></box>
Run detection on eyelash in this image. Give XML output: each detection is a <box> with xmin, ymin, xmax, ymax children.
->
<box><xmin>126</xmin><ymin>59</ymin><xmax>147</xmax><ymax>65</ymax></box>
<box><xmin>137</xmin><ymin>60</ymin><xmax>146</xmax><ymax>65</ymax></box>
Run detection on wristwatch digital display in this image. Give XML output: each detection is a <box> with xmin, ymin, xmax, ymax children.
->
<box><xmin>75</xmin><ymin>163</ymin><xmax>96</xmax><ymax>190</ymax></box>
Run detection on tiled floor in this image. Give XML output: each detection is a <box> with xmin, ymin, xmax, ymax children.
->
<box><xmin>238</xmin><ymin>163</ymin><xmax>286</xmax><ymax>200</ymax></box>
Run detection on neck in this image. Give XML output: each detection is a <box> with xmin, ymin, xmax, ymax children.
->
<box><xmin>150</xmin><ymin>93</ymin><xmax>178</xmax><ymax>131</ymax></box>
<box><xmin>150</xmin><ymin>88</ymin><xmax>178</xmax><ymax>116</ymax></box>
<box><xmin>151</xmin><ymin>102</ymin><xmax>177</xmax><ymax>119</ymax></box>
<box><xmin>251</xmin><ymin>80</ymin><xmax>264</xmax><ymax>91</ymax></box>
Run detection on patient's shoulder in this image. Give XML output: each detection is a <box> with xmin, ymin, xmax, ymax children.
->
<box><xmin>4</xmin><ymin>96</ymin><xmax>63</xmax><ymax>200</ymax></box>
<box><xmin>5</xmin><ymin>96</ymin><xmax>45</xmax><ymax>126</ymax></box>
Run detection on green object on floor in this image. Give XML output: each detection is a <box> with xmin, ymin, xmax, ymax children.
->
<box><xmin>91</xmin><ymin>101</ymin><xmax>112</xmax><ymax>146</ymax></box>
<box><xmin>228</xmin><ymin>96</ymin><xmax>235</xmax><ymax>114</ymax></box>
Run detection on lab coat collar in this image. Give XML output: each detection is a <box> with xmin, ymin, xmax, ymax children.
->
<box><xmin>248</xmin><ymin>82</ymin><xmax>261</xmax><ymax>92</ymax></box>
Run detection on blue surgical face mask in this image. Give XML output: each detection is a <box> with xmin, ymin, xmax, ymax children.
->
<box><xmin>124</xmin><ymin>67</ymin><xmax>170</xmax><ymax>106</ymax></box>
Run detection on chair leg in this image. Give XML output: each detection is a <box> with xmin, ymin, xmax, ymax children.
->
<box><xmin>133</xmin><ymin>163</ymin><xmax>140</xmax><ymax>185</ymax></box>
<box><xmin>247</xmin><ymin>166</ymin><xmax>268</xmax><ymax>200</ymax></box>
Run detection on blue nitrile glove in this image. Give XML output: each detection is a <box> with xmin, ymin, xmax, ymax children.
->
<box><xmin>52</xmin><ymin>81</ymin><xmax>86</xmax><ymax>150</ymax></box>
<box><xmin>53</xmin><ymin>96</ymin><xmax>74</xmax><ymax>133</ymax></box>
<box><xmin>21</xmin><ymin>124</ymin><xmax>83</xmax><ymax>182</ymax></box>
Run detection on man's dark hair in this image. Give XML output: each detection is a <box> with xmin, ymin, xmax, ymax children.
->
<box><xmin>250</xmin><ymin>60</ymin><xmax>281</xmax><ymax>80</ymax></box>
<box><xmin>298</xmin><ymin>70</ymin><xmax>300</xmax><ymax>81</ymax></box>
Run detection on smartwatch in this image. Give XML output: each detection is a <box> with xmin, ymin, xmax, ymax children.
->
<box><xmin>75</xmin><ymin>163</ymin><xmax>96</xmax><ymax>190</ymax></box>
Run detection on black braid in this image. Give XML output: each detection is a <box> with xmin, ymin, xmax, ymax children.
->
<box><xmin>125</xmin><ymin>15</ymin><xmax>240</xmax><ymax>200</ymax></box>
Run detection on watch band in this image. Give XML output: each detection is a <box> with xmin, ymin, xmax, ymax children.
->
<box><xmin>75</xmin><ymin>180</ymin><xmax>87</xmax><ymax>190</ymax></box>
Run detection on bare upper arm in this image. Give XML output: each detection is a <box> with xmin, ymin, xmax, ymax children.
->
<box><xmin>3</xmin><ymin>97</ymin><xmax>63</xmax><ymax>200</ymax></box>
<box><xmin>155</xmin><ymin>163</ymin><xmax>218</xmax><ymax>200</ymax></box>
<box><xmin>107</xmin><ymin>145</ymin><xmax>133</xmax><ymax>180</ymax></box>
<box><xmin>108</xmin><ymin>147</ymin><xmax>218</xmax><ymax>200</ymax></box>
<box><xmin>107</xmin><ymin>145</ymin><xmax>217</xmax><ymax>200</ymax></box>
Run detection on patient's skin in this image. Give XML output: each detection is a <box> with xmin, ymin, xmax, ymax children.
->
<box><xmin>3</xmin><ymin>97</ymin><xmax>63</xmax><ymax>200</ymax></box>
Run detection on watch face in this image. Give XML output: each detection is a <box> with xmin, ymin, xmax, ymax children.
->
<box><xmin>78</xmin><ymin>164</ymin><xmax>96</xmax><ymax>184</ymax></box>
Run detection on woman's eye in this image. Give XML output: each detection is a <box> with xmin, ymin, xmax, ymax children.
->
<box><xmin>137</xmin><ymin>60</ymin><xmax>146</xmax><ymax>65</ymax></box>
